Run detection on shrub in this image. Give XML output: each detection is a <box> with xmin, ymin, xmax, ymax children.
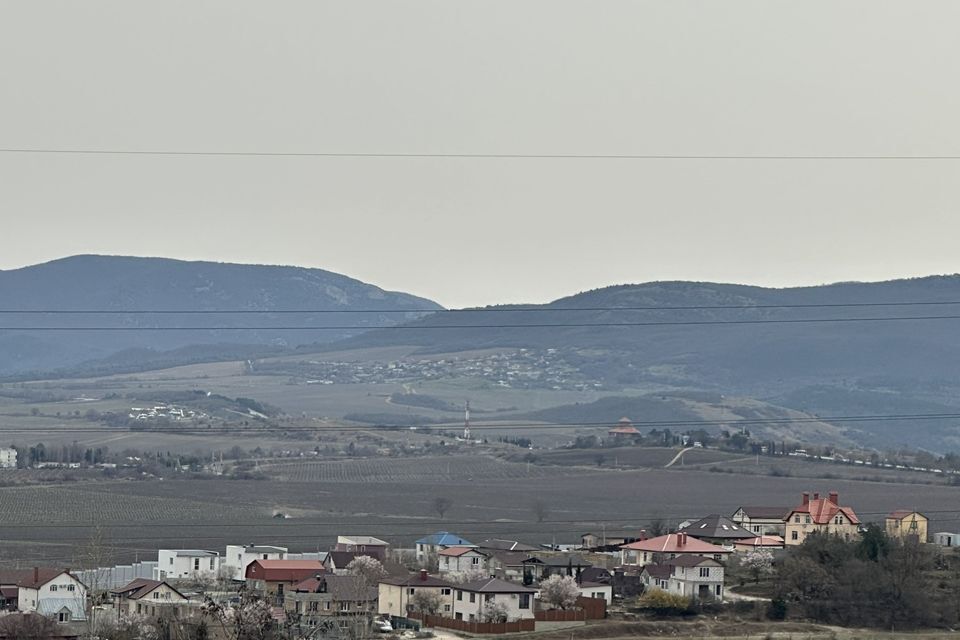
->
<box><xmin>638</xmin><ymin>590</ymin><xmax>694</xmax><ymax>616</ymax></box>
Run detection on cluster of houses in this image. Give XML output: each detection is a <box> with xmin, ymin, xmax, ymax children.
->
<box><xmin>0</xmin><ymin>491</ymin><xmax>944</xmax><ymax>637</ymax></box>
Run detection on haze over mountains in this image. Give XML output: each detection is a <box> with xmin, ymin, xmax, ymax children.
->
<box><xmin>0</xmin><ymin>255</ymin><xmax>440</xmax><ymax>374</ymax></box>
<box><xmin>3</xmin><ymin>255</ymin><xmax>960</xmax><ymax>451</ymax></box>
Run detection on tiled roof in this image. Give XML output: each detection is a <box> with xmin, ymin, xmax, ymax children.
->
<box><xmin>113</xmin><ymin>578</ymin><xmax>186</xmax><ymax>601</ymax></box>
<box><xmin>438</xmin><ymin>546</ymin><xmax>483</xmax><ymax>558</ymax></box>
<box><xmin>293</xmin><ymin>575</ymin><xmax>377</xmax><ymax>600</ymax></box>
<box><xmin>475</xmin><ymin>539</ymin><xmax>538</xmax><ymax>552</ymax></box>
<box><xmin>734</xmin><ymin>535</ymin><xmax>784</xmax><ymax>548</ymax></box>
<box><xmin>680</xmin><ymin>515</ymin><xmax>756</xmax><ymax>540</ymax></box>
<box><xmin>665</xmin><ymin>555</ymin><xmax>718</xmax><ymax>568</ymax></box>
<box><xmin>640</xmin><ymin>564</ymin><xmax>672</xmax><ymax>580</ymax></box>
<box><xmin>788</xmin><ymin>495</ymin><xmax>860</xmax><ymax>525</ymax></box>
<box><xmin>416</xmin><ymin>531</ymin><xmax>474</xmax><ymax>547</ymax></box>
<box><xmin>0</xmin><ymin>568</ymin><xmax>71</xmax><ymax>589</ymax></box>
<box><xmin>337</xmin><ymin>536</ymin><xmax>388</xmax><ymax>546</ymax></box>
<box><xmin>621</xmin><ymin>533</ymin><xmax>730</xmax><ymax>554</ymax></box>
<box><xmin>735</xmin><ymin>506</ymin><xmax>789</xmax><ymax>519</ymax></box>
<box><xmin>888</xmin><ymin>510</ymin><xmax>924</xmax><ymax>520</ymax></box>
<box><xmin>246</xmin><ymin>560</ymin><xmax>325</xmax><ymax>582</ymax></box>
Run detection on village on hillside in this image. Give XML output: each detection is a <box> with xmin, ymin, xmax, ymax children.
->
<box><xmin>0</xmin><ymin>487</ymin><xmax>952</xmax><ymax>639</ymax></box>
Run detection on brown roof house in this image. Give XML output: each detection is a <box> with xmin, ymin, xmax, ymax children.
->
<box><xmin>378</xmin><ymin>570</ymin><xmax>455</xmax><ymax>619</ymax></box>
<box><xmin>285</xmin><ymin>574</ymin><xmax>377</xmax><ymax>623</ymax></box>
<box><xmin>112</xmin><ymin>579</ymin><xmax>191</xmax><ymax>617</ymax></box>
<box><xmin>0</xmin><ymin>568</ymin><xmax>87</xmax><ymax>623</ymax></box>
<box><xmin>245</xmin><ymin>560</ymin><xmax>326</xmax><ymax>606</ymax></box>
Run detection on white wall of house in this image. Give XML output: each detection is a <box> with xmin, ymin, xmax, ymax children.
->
<box><xmin>579</xmin><ymin>584</ymin><xmax>612</xmax><ymax>606</ymax></box>
<box><xmin>223</xmin><ymin>546</ymin><xmax>287</xmax><ymax>580</ymax></box>
<box><xmin>154</xmin><ymin>551</ymin><xmax>220</xmax><ymax>580</ymax></box>
<box><xmin>452</xmin><ymin>589</ymin><xmax>534</xmax><ymax>622</ymax></box>
<box><xmin>438</xmin><ymin>551</ymin><xmax>487</xmax><ymax>574</ymax></box>
<box><xmin>123</xmin><ymin>583</ymin><xmax>189</xmax><ymax>616</ymax></box>
<box><xmin>668</xmin><ymin>565</ymin><xmax>724</xmax><ymax>601</ymax></box>
<box><xmin>18</xmin><ymin>573</ymin><xmax>86</xmax><ymax>613</ymax></box>
<box><xmin>0</xmin><ymin>448</ymin><xmax>16</xmax><ymax>469</ymax></box>
<box><xmin>377</xmin><ymin>583</ymin><xmax>454</xmax><ymax>617</ymax></box>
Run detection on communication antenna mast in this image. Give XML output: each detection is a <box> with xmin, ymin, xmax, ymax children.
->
<box><xmin>463</xmin><ymin>401</ymin><xmax>471</xmax><ymax>440</ymax></box>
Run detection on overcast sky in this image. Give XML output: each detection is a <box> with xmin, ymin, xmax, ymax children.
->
<box><xmin>2</xmin><ymin>1</ymin><xmax>959</xmax><ymax>308</ymax></box>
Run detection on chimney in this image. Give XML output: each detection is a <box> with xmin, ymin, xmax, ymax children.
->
<box><xmin>813</xmin><ymin>492</ymin><xmax>820</xmax><ymax>501</ymax></box>
<box><xmin>33</xmin><ymin>567</ymin><xmax>39</xmax><ymax>583</ymax></box>
<box><xmin>677</xmin><ymin>533</ymin><xmax>686</xmax><ymax>546</ymax></box>
<box><xmin>829</xmin><ymin>491</ymin><xmax>839</xmax><ymax>504</ymax></box>
<box><xmin>802</xmin><ymin>492</ymin><xmax>809</xmax><ymax>505</ymax></box>
<box><xmin>419</xmin><ymin>569</ymin><xmax>428</xmax><ymax>582</ymax></box>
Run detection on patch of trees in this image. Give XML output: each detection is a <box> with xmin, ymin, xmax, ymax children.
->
<box><xmin>773</xmin><ymin>527</ymin><xmax>957</xmax><ymax>630</ymax></box>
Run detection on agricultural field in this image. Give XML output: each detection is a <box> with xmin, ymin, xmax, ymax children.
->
<box><xmin>2</xmin><ymin>453</ymin><xmax>959</xmax><ymax>569</ymax></box>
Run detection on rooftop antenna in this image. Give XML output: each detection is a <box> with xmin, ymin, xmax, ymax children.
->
<box><xmin>463</xmin><ymin>401</ymin><xmax>471</xmax><ymax>441</ymax></box>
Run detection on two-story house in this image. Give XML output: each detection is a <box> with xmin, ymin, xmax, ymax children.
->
<box><xmin>731</xmin><ymin>506</ymin><xmax>788</xmax><ymax>536</ymax></box>
<box><xmin>620</xmin><ymin>533</ymin><xmax>731</xmax><ymax>566</ymax></box>
<box><xmin>416</xmin><ymin>532</ymin><xmax>475</xmax><ymax>564</ymax></box>
<box><xmin>640</xmin><ymin>557</ymin><xmax>724</xmax><ymax>601</ymax></box>
<box><xmin>153</xmin><ymin>550</ymin><xmax>221</xmax><ymax>581</ymax></box>
<box><xmin>451</xmin><ymin>577</ymin><xmax>536</xmax><ymax>622</ymax></box>
<box><xmin>783</xmin><ymin>491</ymin><xmax>860</xmax><ymax>545</ymax></box>
<box><xmin>334</xmin><ymin>536</ymin><xmax>389</xmax><ymax>562</ymax></box>
<box><xmin>378</xmin><ymin>571</ymin><xmax>455</xmax><ymax>619</ymax></box>
<box><xmin>112</xmin><ymin>579</ymin><xmax>190</xmax><ymax>617</ymax></box>
<box><xmin>679</xmin><ymin>515</ymin><xmax>756</xmax><ymax>546</ymax></box>
<box><xmin>245</xmin><ymin>560</ymin><xmax>326</xmax><ymax>606</ymax></box>
<box><xmin>437</xmin><ymin>547</ymin><xmax>489</xmax><ymax>574</ymax></box>
<box><xmin>223</xmin><ymin>545</ymin><xmax>288</xmax><ymax>580</ymax></box>
<box><xmin>885</xmin><ymin>511</ymin><xmax>928</xmax><ymax>544</ymax></box>
<box><xmin>285</xmin><ymin>575</ymin><xmax>377</xmax><ymax>623</ymax></box>
<box><xmin>5</xmin><ymin>568</ymin><xmax>87</xmax><ymax>623</ymax></box>
<box><xmin>0</xmin><ymin>447</ymin><xmax>16</xmax><ymax>469</ymax></box>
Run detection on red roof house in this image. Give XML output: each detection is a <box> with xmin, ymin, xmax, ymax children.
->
<box><xmin>784</xmin><ymin>491</ymin><xmax>860</xmax><ymax>545</ymax></box>
<box><xmin>620</xmin><ymin>532</ymin><xmax>731</xmax><ymax>565</ymax></box>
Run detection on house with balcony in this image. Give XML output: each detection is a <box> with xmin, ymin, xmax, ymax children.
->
<box><xmin>285</xmin><ymin>575</ymin><xmax>377</xmax><ymax>623</ymax></box>
<box><xmin>620</xmin><ymin>532</ymin><xmax>731</xmax><ymax>565</ymax></box>
<box><xmin>731</xmin><ymin>506</ymin><xmax>788</xmax><ymax>536</ymax></box>
<box><xmin>640</xmin><ymin>556</ymin><xmax>724</xmax><ymax>601</ymax></box>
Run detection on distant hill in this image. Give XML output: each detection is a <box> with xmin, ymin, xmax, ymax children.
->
<box><xmin>331</xmin><ymin>277</ymin><xmax>960</xmax><ymax>451</ymax></box>
<box><xmin>0</xmin><ymin>255</ymin><xmax>442</xmax><ymax>374</ymax></box>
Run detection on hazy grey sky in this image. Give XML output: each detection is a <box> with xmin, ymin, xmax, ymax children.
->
<box><xmin>2</xmin><ymin>1</ymin><xmax>959</xmax><ymax>308</ymax></box>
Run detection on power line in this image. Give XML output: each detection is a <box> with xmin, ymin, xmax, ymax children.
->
<box><xmin>4</xmin><ymin>300</ymin><xmax>960</xmax><ymax>314</ymax></box>
<box><xmin>6</xmin><ymin>314</ymin><xmax>960</xmax><ymax>330</ymax></box>
<box><xmin>4</xmin><ymin>148</ymin><xmax>960</xmax><ymax>160</ymax></box>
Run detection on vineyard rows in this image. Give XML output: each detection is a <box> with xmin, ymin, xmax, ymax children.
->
<box><xmin>262</xmin><ymin>455</ymin><xmax>592</xmax><ymax>483</ymax></box>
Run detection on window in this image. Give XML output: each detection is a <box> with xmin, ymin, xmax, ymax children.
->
<box><xmin>441</xmin><ymin>588</ymin><xmax>451</xmax><ymax>595</ymax></box>
<box><xmin>408</xmin><ymin>588</ymin><xmax>415</xmax><ymax>595</ymax></box>
<box><xmin>519</xmin><ymin>593</ymin><xmax>531</xmax><ymax>609</ymax></box>
<box><xmin>50</xmin><ymin>585</ymin><xmax>58</xmax><ymax>592</ymax></box>
<box><xmin>154</xmin><ymin>592</ymin><xmax>159</xmax><ymax>599</ymax></box>
<box><xmin>457</xmin><ymin>591</ymin><xmax>463</xmax><ymax>601</ymax></box>
<box><xmin>66</xmin><ymin>585</ymin><xmax>75</xmax><ymax>592</ymax></box>
<box><xmin>471</xmin><ymin>557</ymin><xmax>480</xmax><ymax>565</ymax></box>
<box><xmin>169</xmin><ymin>557</ymin><xmax>174</xmax><ymax>565</ymax></box>
<box><xmin>210</xmin><ymin>558</ymin><xmax>215</xmax><ymax>569</ymax></box>
<box><xmin>469</xmin><ymin>593</ymin><xmax>476</xmax><ymax>603</ymax></box>
<box><xmin>794</xmin><ymin>515</ymin><xmax>800</xmax><ymax>523</ymax></box>
<box><xmin>791</xmin><ymin>531</ymin><xmax>799</xmax><ymax>541</ymax></box>
<box><xmin>263</xmin><ymin>554</ymin><xmax>268</xmax><ymax>559</ymax></box>
<box><xmin>325</xmin><ymin>602</ymin><xmax>331</xmax><ymax>610</ymax></box>
<box><xmin>194</xmin><ymin>559</ymin><xmax>200</xmax><ymax>571</ymax></box>
<box><xmin>753</xmin><ymin>526</ymin><xmax>761</xmax><ymax>533</ymax></box>
<box><xmin>340</xmin><ymin>602</ymin><xmax>349</xmax><ymax>611</ymax></box>
<box><xmin>804</xmin><ymin>515</ymin><xmax>811</xmax><ymax>524</ymax></box>
<box><xmin>309</xmin><ymin>602</ymin><xmax>318</xmax><ymax>612</ymax></box>
<box><xmin>58</xmin><ymin>612</ymin><xmax>71</xmax><ymax>623</ymax></box>
<box><xmin>444</xmin><ymin>604</ymin><xmax>451</xmax><ymax>612</ymax></box>
<box><xmin>699</xmin><ymin>567</ymin><xmax>710</xmax><ymax>578</ymax></box>
<box><xmin>715</xmin><ymin>585</ymin><xmax>721</xmax><ymax>596</ymax></box>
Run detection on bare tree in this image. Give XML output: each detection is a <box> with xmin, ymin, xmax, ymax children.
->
<box><xmin>433</xmin><ymin>496</ymin><xmax>454</xmax><ymax>519</ymax></box>
<box><xmin>0</xmin><ymin>613</ymin><xmax>57</xmax><ymax>640</ymax></box>
<box><xmin>203</xmin><ymin>593</ymin><xmax>275</xmax><ymax>640</ymax></box>
<box><xmin>532</xmin><ymin>500</ymin><xmax>550</xmax><ymax>523</ymax></box>
<box><xmin>481</xmin><ymin>600</ymin><xmax>510</xmax><ymax>623</ymax></box>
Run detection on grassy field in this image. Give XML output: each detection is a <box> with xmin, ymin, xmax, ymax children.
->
<box><xmin>2</xmin><ymin>453</ymin><xmax>958</xmax><ymax>568</ymax></box>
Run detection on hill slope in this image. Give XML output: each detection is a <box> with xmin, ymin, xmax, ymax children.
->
<box><xmin>0</xmin><ymin>255</ymin><xmax>441</xmax><ymax>374</ymax></box>
<box><xmin>329</xmin><ymin>277</ymin><xmax>960</xmax><ymax>450</ymax></box>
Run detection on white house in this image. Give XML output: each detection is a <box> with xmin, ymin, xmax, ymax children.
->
<box><xmin>579</xmin><ymin>581</ymin><xmax>613</xmax><ymax>606</ymax></box>
<box><xmin>15</xmin><ymin>569</ymin><xmax>87</xmax><ymax>622</ymax></box>
<box><xmin>641</xmin><ymin>557</ymin><xmax>725</xmax><ymax>601</ymax></box>
<box><xmin>438</xmin><ymin>547</ymin><xmax>488</xmax><ymax>574</ymax></box>
<box><xmin>223</xmin><ymin>545</ymin><xmax>287</xmax><ymax>580</ymax></box>
<box><xmin>416</xmin><ymin>532</ymin><xmax>475</xmax><ymax>564</ymax></box>
<box><xmin>451</xmin><ymin>578</ymin><xmax>536</xmax><ymax>622</ymax></box>
<box><xmin>0</xmin><ymin>448</ymin><xmax>16</xmax><ymax>469</ymax></box>
<box><xmin>935</xmin><ymin>532</ymin><xmax>960</xmax><ymax>548</ymax></box>
<box><xmin>154</xmin><ymin>550</ymin><xmax>221</xmax><ymax>580</ymax></box>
